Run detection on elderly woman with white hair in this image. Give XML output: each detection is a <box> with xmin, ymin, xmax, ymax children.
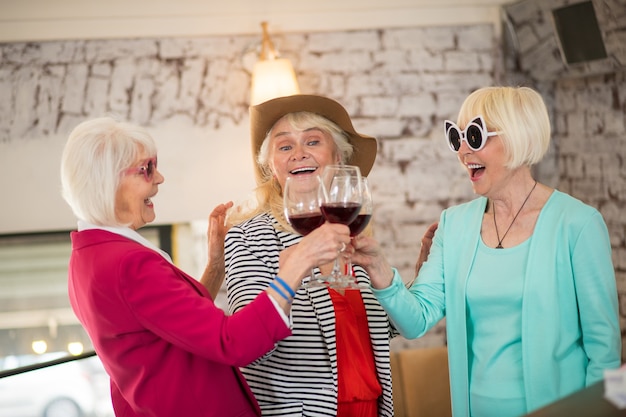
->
<box><xmin>60</xmin><ymin>116</ymin><xmax>349</xmax><ymax>417</ymax></box>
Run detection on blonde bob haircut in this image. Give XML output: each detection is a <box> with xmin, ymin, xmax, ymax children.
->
<box><xmin>60</xmin><ymin>117</ymin><xmax>157</xmax><ymax>227</ymax></box>
<box><xmin>228</xmin><ymin>112</ymin><xmax>353</xmax><ymax>229</ymax></box>
<box><xmin>457</xmin><ymin>86</ymin><xmax>551</xmax><ymax>169</ymax></box>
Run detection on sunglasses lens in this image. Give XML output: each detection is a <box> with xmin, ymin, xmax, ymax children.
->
<box><xmin>448</xmin><ymin>128</ymin><xmax>461</xmax><ymax>151</ymax></box>
<box><xmin>466</xmin><ymin>125</ymin><xmax>483</xmax><ymax>150</ymax></box>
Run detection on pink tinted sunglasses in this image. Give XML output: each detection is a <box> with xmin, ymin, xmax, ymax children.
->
<box><xmin>123</xmin><ymin>158</ymin><xmax>158</xmax><ymax>182</ymax></box>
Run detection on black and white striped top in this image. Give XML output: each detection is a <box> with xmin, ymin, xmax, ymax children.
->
<box><xmin>225</xmin><ymin>212</ymin><xmax>395</xmax><ymax>417</ymax></box>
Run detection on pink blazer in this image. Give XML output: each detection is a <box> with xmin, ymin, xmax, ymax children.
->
<box><xmin>68</xmin><ymin>229</ymin><xmax>290</xmax><ymax>417</ymax></box>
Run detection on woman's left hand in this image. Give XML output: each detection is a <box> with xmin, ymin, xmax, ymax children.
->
<box><xmin>415</xmin><ymin>221</ymin><xmax>438</xmax><ymax>276</ymax></box>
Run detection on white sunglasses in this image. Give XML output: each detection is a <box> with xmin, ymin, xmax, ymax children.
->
<box><xmin>444</xmin><ymin>115</ymin><xmax>500</xmax><ymax>152</ymax></box>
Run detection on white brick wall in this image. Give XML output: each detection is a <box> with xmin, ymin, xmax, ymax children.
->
<box><xmin>1</xmin><ymin>22</ymin><xmax>624</xmax><ymax>353</ymax></box>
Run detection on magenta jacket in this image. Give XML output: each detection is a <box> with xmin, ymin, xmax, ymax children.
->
<box><xmin>68</xmin><ymin>229</ymin><xmax>291</xmax><ymax>417</ymax></box>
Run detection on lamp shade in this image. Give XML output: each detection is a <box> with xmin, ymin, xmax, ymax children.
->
<box><xmin>250</xmin><ymin>58</ymin><xmax>300</xmax><ymax>106</ymax></box>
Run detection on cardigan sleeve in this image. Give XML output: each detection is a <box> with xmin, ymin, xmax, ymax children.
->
<box><xmin>570</xmin><ymin>210</ymin><xmax>621</xmax><ymax>383</ymax></box>
<box><xmin>371</xmin><ymin>212</ymin><xmax>447</xmax><ymax>339</ymax></box>
<box><xmin>118</xmin><ymin>248</ymin><xmax>290</xmax><ymax>367</ymax></box>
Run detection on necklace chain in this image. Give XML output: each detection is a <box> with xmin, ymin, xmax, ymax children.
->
<box><xmin>493</xmin><ymin>180</ymin><xmax>538</xmax><ymax>249</ymax></box>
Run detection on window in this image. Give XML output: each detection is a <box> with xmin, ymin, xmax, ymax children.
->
<box><xmin>552</xmin><ymin>1</ymin><xmax>608</xmax><ymax>65</ymax></box>
<box><xmin>0</xmin><ymin>226</ymin><xmax>170</xmax><ymax>364</ymax></box>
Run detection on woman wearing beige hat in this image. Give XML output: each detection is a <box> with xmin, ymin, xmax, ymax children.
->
<box><xmin>225</xmin><ymin>95</ymin><xmax>395</xmax><ymax>417</ymax></box>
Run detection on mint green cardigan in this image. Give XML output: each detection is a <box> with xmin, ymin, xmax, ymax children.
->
<box><xmin>374</xmin><ymin>191</ymin><xmax>620</xmax><ymax>416</ymax></box>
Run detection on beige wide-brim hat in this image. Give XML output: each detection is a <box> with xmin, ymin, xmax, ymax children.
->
<box><xmin>249</xmin><ymin>94</ymin><xmax>378</xmax><ymax>183</ymax></box>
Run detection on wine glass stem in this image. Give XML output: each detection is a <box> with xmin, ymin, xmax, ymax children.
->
<box><xmin>345</xmin><ymin>238</ymin><xmax>354</xmax><ymax>278</ymax></box>
<box><xmin>330</xmin><ymin>257</ymin><xmax>342</xmax><ymax>282</ymax></box>
<box><xmin>308</xmin><ymin>267</ymin><xmax>327</xmax><ymax>287</ymax></box>
<box><xmin>311</xmin><ymin>267</ymin><xmax>320</xmax><ymax>285</ymax></box>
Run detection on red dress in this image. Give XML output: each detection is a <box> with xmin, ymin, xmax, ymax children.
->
<box><xmin>329</xmin><ymin>288</ymin><xmax>382</xmax><ymax>417</ymax></box>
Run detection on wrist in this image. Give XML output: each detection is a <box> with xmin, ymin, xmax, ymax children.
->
<box><xmin>274</xmin><ymin>275</ymin><xmax>297</xmax><ymax>298</ymax></box>
<box><xmin>370</xmin><ymin>264</ymin><xmax>395</xmax><ymax>289</ymax></box>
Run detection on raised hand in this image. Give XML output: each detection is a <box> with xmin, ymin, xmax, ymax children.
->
<box><xmin>201</xmin><ymin>201</ymin><xmax>234</xmax><ymax>298</ymax></box>
<box><xmin>414</xmin><ymin>222</ymin><xmax>438</xmax><ymax>276</ymax></box>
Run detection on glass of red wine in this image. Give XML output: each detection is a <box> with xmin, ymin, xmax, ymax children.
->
<box><xmin>344</xmin><ymin>177</ymin><xmax>373</xmax><ymax>288</ymax></box>
<box><xmin>283</xmin><ymin>174</ymin><xmax>327</xmax><ymax>288</ymax></box>
<box><xmin>318</xmin><ymin>165</ymin><xmax>362</xmax><ymax>287</ymax></box>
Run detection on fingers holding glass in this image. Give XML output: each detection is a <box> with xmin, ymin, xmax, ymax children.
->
<box><xmin>318</xmin><ymin>165</ymin><xmax>363</xmax><ymax>288</ymax></box>
<box><xmin>283</xmin><ymin>174</ymin><xmax>326</xmax><ymax>288</ymax></box>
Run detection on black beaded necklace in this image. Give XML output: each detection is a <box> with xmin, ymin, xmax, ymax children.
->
<box><xmin>493</xmin><ymin>180</ymin><xmax>538</xmax><ymax>249</ymax></box>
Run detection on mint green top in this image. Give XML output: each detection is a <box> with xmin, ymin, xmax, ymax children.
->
<box><xmin>373</xmin><ymin>191</ymin><xmax>620</xmax><ymax>417</ymax></box>
<box><xmin>467</xmin><ymin>238</ymin><xmax>529</xmax><ymax>417</ymax></box>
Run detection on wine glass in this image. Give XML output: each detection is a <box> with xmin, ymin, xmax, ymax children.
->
<box><xmin>344</xmin><ymin>177</ymin><xmax>373</xmax><ymax>288</ymax></box>
<box><xmin>283</xmin><ymin>174</ymin><xmax>327</xmax><ymax>288</ymax></box>
<box><xmin>318</xmin><ymin>165</ymin><xmax>362</xmax><ymax>287</ymax></box>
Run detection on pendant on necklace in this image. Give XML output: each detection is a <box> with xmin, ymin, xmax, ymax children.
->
<box><xmin>492</xmin><ymin>180</ymin><xmax>539</xmax><ymax>251</ymax></box>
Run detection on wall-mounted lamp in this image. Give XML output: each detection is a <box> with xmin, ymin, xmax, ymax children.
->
<box><xmin>250</xmin><ymin>22</ymin><xmax>300</xmax><ymax>106</ymax></box>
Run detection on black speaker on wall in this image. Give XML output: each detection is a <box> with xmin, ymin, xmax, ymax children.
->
<box><xmin>552</xmin><ymin>1</ymin><xmax>608</xmax><ymax>65</ymax></box>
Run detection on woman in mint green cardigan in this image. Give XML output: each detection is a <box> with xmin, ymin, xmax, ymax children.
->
<box><xmin>352</xmin><ymin>86</ymin><xmax>620</xmax><ymax>417</ymax></box>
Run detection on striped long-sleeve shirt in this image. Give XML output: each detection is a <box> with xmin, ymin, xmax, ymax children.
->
<box><xmin>225</xmin><ymin>212</ymin><xmax>395</xmax><ymax>417</ymax></box>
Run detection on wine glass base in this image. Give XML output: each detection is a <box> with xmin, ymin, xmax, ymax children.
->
<box><xmin>301</xmin><ymin>275</ymin><xmax>368</xmax><ymax>290</ymax></box>
<box><xmin>304</xmin><ymin>274</ymin><xmax>341</xmax><ymax>289</ymax></box>
<box><xmin>301</xmin><ymin>280</ymin><xmax>328</xmax><ymax>288</ymax></box>
<box><xmin>327</xmin><ymin>275</ymin><xmax>368</xmax><ymax>290</ymax></box>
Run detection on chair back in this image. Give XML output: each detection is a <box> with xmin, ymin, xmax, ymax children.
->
<box><xmin>391</xmin><ymin>346</ymin><xmax>452</xmax><ymax>417</ymax></box>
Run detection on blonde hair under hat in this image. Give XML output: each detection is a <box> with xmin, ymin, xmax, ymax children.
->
<box><xmin>249</xmin><ymin>94</ymin><xmax>378</xmax><ymax>182</ymax></box>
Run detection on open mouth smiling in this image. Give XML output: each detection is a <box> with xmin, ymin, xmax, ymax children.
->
<box><xmin>467</xmin><ymin>163</ymin><xmax>485</xmax><ymax>179</ymax></box>
<box><xmin>289</xmin><ymin>167</ymin><xmax>318</xmax><ymax>175</ymax></box>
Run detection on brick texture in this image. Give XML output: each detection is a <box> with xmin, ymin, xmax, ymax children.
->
<box><xmin>0</xmin><ymin>19</ymin><xmax>624</xmax><ymax>353</ymax></box>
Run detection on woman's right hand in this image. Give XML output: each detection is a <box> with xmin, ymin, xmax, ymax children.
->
<box><xmin>350</xmin><ymin>235</ymin><xmax>394</xmax><ymax>289</ymax></box>
<box><xmin>278</xmin><ymin>222</ymin><xmax>351</xmax><ymax>285</ymax></box>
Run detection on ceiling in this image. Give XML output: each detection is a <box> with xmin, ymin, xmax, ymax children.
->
<box><xmin>0</xmin><ymin>0</ymin><xmax>513</xmax><ymax>42</ymax></box>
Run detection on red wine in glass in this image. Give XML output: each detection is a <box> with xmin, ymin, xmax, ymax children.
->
<box><xmin>320</xmin><ymin>202</ymin><xmax>361</xmax><ymax>225</ymax></box>
<box><xmin>283</xmin><ymin>174</ymin><xmax>325</xmax><ymax>288</ymax></box>
<box><xmin>345</xmin><ymin>177</ymin><xmax>372</xmax><ymax>286</ymax></box>
<box><xmin>348</xmin><ymin>213</ymin><xmax>372</xmax><ymax>237</ymax></box>
<box><xmin>319</xmin><ymin>165</ymin><xmax>363</xmax><ymax>288</ymax></box>
<box><xmin>288</xmin><ymin>213</ymin><xmax>325</xmax><ymax>236</ymax></box>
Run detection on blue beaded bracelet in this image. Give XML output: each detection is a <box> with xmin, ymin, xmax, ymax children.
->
<box><xmin>269</xmin><ymin>281</ymin><xmax>292</xmax><ymax>304</ymax></box>
<box><xmin>274</xmin><ymin>276</ymin><xmax>296</xmax><ymax>298</ymax></box>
